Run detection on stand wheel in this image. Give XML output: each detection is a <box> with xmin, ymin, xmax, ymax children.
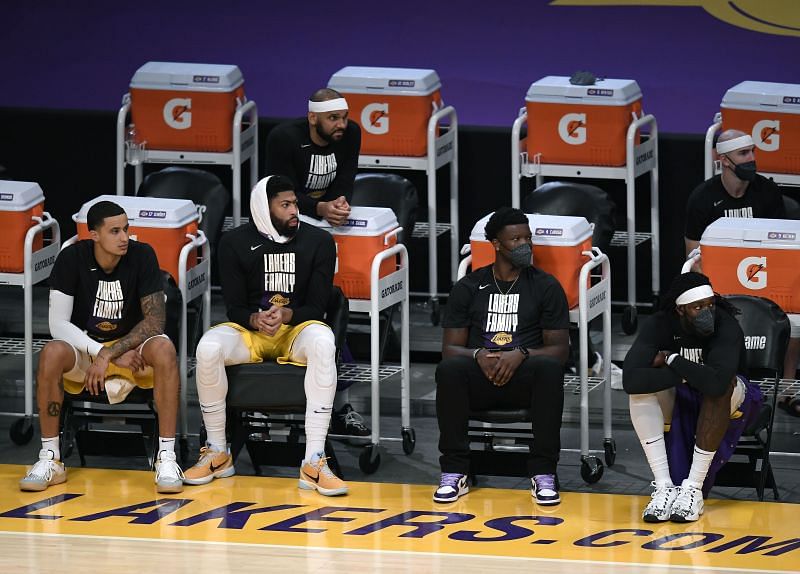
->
<box><xmin>287</xmin><ymin>426</ymin><xmax>301</xmax><ymax>445</ymax></box>
<box><xmin>10</xmin><ymin>417</ymin><xmax>34</xmax><ymax>445</ymax></box>
<box><xmin>358</xmin><ymin>444</ymin><xmax>381</xmax><ymax>474</ymax></box>
<box><xmin>401</xmin><ymin>428</ymin><xmax>416</xmax><ymax>455</ymax></box>
<box><xmin>580</xmin><ymin>455</ymin><xmax>604</xmax><ymax>484</ymax></box>
<box><xmin>622</xmin><ymin>305</ymin><xmax>638</xmax><ymax>335</ymax></box>
<box><xmin>651</xmin><ymin>293</ymin><xmax>660</xmax><ymax>311</ymax></box>
<box><xmin>430</xmin><ymin>299</ymin><xmax>441</xmax><ymax>326</ymax></box>
<box><xmin>603</xmin><ymin>438</ymin><xmax>617</xmax><ymax>467</ymax></box>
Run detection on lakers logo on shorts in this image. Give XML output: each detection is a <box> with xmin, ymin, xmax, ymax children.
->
<box><xmin>270</xmin><ymin>294</ymin><xmax>291</xmax><ymax>307</ymax></box>
<box><xmin>491</xmin><ymin>332</ymin><xmax>513</xmax><ymax>346</ymax></box>
<box><xmin>96</xmin><ymin>321</ymin><xmax>117</xmax><ymax>332</ymax></box>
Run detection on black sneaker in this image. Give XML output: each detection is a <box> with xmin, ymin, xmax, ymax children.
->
<box><xmin>330</xmin><ymin>404</ymin><xmax>371</xmax><ymax>442</ymax></box>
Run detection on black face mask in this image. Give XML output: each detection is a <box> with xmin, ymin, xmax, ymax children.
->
<box><xmin>727</xmin><ymin>156</ymin><xmax>757</xmax><ymax>182</ymax></box>
<box><xmin>689</xmin><ymin>307</ymin><xmax>715</xmax><ymax>337</ymax></box>
<box><xmin>509</xmin><ymin>243</ymin><xmax>532</xmax><ymax>269</ymax></box>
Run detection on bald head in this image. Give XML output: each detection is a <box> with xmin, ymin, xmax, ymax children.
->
<box><xmin>307</xmin><ymin>88</ymin><xmax>349</xmax><ymax>145</ymax></box>
<box><xmin>717</xmin><ymin>129</ymin><xmax>748</xmax><ymax>145</ymax></box>
<box><xmin>310</xmin><ymin>88</ymin><xmax>343</xmax><ymax>103</ymax></box>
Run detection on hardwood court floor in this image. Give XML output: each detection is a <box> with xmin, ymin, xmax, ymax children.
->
<box><xmin>0</xmin><ymin>465</ymin><xmax>796</xmax><ymax>573</ymax></box>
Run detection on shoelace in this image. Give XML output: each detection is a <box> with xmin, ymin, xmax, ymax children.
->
<box><xmin>674</xmin><ymin>487</ymin><xmax>699</xmax><ymax>513</ymax></box>
<box><xmin>158</xmin><ymin>455</ymin><xmax>185</xmax><ymax>480</ymax></box>
<box><xmin>312</xmin><ymin>456</ymin><xmax>337</xmax><ymax>478</ymax></box>
<box><xmin>343</xmin><ymin>410</ymin><xmax>368</xmax><ymax>430</ymax></box>
<box><xmin>534</xmin><ymin>474</ymin><xmax>556</xmax><ymax>491</ymax></box>
<box><xmin>439</xmin><ymin>473</ymin><xmax>463</xmax><ymax>489</ymax></box>
<box><xmin>26</xmin><ymin>459</ymin><xmax>57</xmax><ymax>482</ymax></box>
<box><xmin>650</xmin><ymin>484</ymin><xmax>675</xmax><ymax>511</ymax></box>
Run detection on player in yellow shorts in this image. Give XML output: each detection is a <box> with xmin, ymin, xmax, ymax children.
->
<box><xmin>18</xmin><ymin>200</ymin><xmax>184</xmax><ymax>494</ymax></box>
<box><xmin>184</xmin><ymin>175</ymin><xmax>347</xmax><ymax>496</ymax></box>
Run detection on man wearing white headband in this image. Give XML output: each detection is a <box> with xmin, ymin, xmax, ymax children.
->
<box><xmin>265</xmin><ymin>88</ymin><xmax>361</xmax><ymax>227</ymax></box>
<box><xmin>184</xmin><ymin>175</ymin><xmax>349</xmax><ymax>496</ymax></box>
<box><xmin>685</xmin><ymin>129</ymin><xmax>785</xmax><ymax>257</ymax></box>
<box><xmin>623</xmin><ymin>272</ymin><xmax>762</xmax><ymax>523</ymax></box>
<box><xmin>684</xmin><ymin>129</ymin><xmax>799</xmax><ymax>380</ymax></box>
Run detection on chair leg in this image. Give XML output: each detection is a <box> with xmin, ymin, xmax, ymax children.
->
<box><xmin>324</xmin><ymin>439</ymin><xmax>343</xmax><ymax>480</ymax></box>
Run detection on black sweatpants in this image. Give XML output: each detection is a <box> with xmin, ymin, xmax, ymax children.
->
<box><xmin>435</xmin><ymin>354</ymin><xmax>565</xmax><ymax>477</ymax></box>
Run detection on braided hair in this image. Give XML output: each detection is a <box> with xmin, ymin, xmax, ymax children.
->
<box><xmin>660</xmin><ymin>271</ymin><xmax>739</xmax><ymax>316</ymax></box>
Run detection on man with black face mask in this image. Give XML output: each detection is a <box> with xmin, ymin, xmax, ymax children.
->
<box><xmin>433</xmin><ymin>207</ymin><xmax>570</xmax><ymax>505</ymax></box>
<box><xmin>265</xmin><ymin>88</ymin><xmax>361</xmax><ymax>227</ymax></box>
<box><xmin>685</xmin><ymin>129</ymin><xmax>785</xmax><ymax>257</ymax></box>
<box><xmin>623</xmin><ymin>272</ymin><xmax>763</xmax><ymax>523</ymax></box>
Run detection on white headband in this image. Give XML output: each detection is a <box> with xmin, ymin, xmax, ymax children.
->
<box><xmin>716</xmin><ymin>135</ymin><xmax>754</xmax><ymax>154</ymax></box>
<box><xmin>308</xmin><ymin>98</ymin><xmax>348</xmax><ymax>113</ymax></box>
<box><xmin>676</xmin><ymin>285</ymin><xmax>714</xmax><ymax>305</ymax></box>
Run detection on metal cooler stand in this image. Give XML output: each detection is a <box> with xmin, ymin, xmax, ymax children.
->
<box><xmin>511</xmin><ymin>110</ymin><xmax>659</xmax><ymax>335</ymax></box>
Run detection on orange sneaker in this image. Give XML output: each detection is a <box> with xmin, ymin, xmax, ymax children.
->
<box><xmin>183</xmin><ymin>446</ymin><xmax>235</xmax><ymax>485</ymax></box>
<box><xmin>299</xmin><ymin>454</ymin><xmax>348</xmax><ymax>496</ymax></box>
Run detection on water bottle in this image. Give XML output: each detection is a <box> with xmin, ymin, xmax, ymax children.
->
<box><xmin>125</xmin><ymin>123</ymin><xmax>145</xmax><ymax>166</ymax></box>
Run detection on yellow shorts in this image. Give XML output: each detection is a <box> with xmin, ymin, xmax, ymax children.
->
<box><xmin>61</xmin><ymin>335</ymin><xmax>165</xmax><ymax>396</ymax></box>
<box><xmin>216</xmin><ymin>320</ymin><xmax>327</xmax><ymax>367</ymax></box>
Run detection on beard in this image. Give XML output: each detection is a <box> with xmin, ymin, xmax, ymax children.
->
<box><xmin>315</xmin><ymin>122</ymin><xmax>343</xmax><ymax>143</ymax></box>
<box><xmin>271</xmin><ymin>214</ymin><xmax>298</xmax><ymax>238</ymax></box>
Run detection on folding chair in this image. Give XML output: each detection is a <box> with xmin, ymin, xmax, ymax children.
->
<box><xmin>220</xmin><ymin>286</ymin><xmax>349</xmax><ymax>476</ymax></box>
<box><xmin>713</xmin><ymin>294</ymin><xmax>790</xmax><ymax>500</ymax></box>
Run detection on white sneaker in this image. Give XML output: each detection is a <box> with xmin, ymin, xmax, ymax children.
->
<box><xmin>433</xmin><ymin>473</ymin><xmax>469</xmax><ymax>503</ymax></box>
<box><xmin>19</xmin><ymin>449</ymin><xmax>67</xmax><ymax>492</ymax></box>
<box><xmin>155</xmin><ymin>450</ymin><xmax>185</xmax><ymax>494</ymax></box>
<box><xmin>590</xmin><ymin>352</ymin><xmax>624</xmax><ymax>390</ymax></box>
<box><xmin>670</xmin><ymin>481</ymin><xmax>704</xmax><ymax>522</ymax></box>
<box><xmin>642</xmin><ymin>481</ymin><xmax>679</xmax><ymax>522</ymax></box>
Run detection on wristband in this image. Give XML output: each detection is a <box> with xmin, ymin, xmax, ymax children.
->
<box><xmin>473</xmin><ymin>347</ymin><xmax>484</xmax><ymax>361</ymax></box>
<box><xmin>515</xmin><ymin>346</ymin><xmax>529</xmax><ymax>358</ymax></box>
<box><xmin>665</xmin><ymin>353</ymin><xmax>679</xmax><ymax>366</ymax></box>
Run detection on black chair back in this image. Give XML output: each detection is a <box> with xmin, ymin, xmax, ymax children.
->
<box><xmin>522</xmin><ymin>181</ymin><xmax>616</xmax><ymax>252</ymax></box>
<box><xmin>727</xmin><ymin>295</ymin><xmax>790</xmax><ymax>374</ymax></box>
<box><xmin>352</xmin><ymin>173</ymin><xmax>418</xmax><ymax>245</ymax></box>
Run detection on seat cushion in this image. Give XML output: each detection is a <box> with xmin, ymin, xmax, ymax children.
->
<box><xmin>470</xmin><ymin>408</ymin><xmax>533</xmax><ymax>424</ymax></box>
<box><xmin>226</xmin><ymin>363</ymin><xmax>308</xmax><ymax>411</ymax></box>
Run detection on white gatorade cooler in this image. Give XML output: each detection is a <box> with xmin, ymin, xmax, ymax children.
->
<box><xmin>701</xmin><ymin>217</ymin><xmax>800</xmax><ymax>312</ymax></box>
<box><xmin>525</xmin><ymin>76</ymin><xmax>642</xmax><ymax>166</ymax></box>
<box><xmin>328</xmin><ymin>66</ymin><xmax>443</xmax><ymax>156</ymax></box>
<box><xmin>129</xmin><ymin>61</ymin><xmax>246</xmax><ymax>152</ymax></box>
<box><xmin>0</xmin><ymin>181</ymin><xmax>45</xmax><ymax>272</ymax></box>
<box><xmin>720</xmin><ymin>81</ymin><xmax>800</xmax><ymax>174</ymax></box>
<box><xmin>301</xmin><ymin>206</ymin><xmax>399</xmax><ymax>299</ymax></box>
<box><xmin>74</xmin><ymin>195</ymin><xmax>200</xmax><ymax>281</ymax></box>
<box><xmin>469</xmin><ymin>213</ymin><xmax>593</xmax><ymax>308</ymax></box>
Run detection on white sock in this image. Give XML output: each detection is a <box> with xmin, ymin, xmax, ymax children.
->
<box><xmin>158</xmin><ymin>437</ymin><xmax>175</xmax><ymax>456</ymax></box>
<box><xmin>42</xmin><ymin>436</ymin><xmax>60</xmax><ymax>461</ymax></box>
<box><xmin>290</xmin><ymin>324</ymin><xmax>337</xmax><ymax>461</ymax></box>
<box><xmin>630</xmin><ymin>393</ymin><xmax>673</xmax><ymax>486</ymax></box>
<box><xmin>686</xmin><ymin>445</ymin><xmax>715</xmax><ymax>489</ymax></box>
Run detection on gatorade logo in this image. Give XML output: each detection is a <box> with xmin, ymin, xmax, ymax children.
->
<box><xmin>163</xmin><ymin>98</ymin><xmax>192</xmax><ymax>130</ymax></box>
<box><xmin>752</xmin><ymin>119</ymin><xmax>780</xmax><ymax>152</ymax></box>
<box><xmin>736</xmin><ymin>256</ymin><xmax>767</xmax><ymax>290</ymax></box>
<box><xmin>558</xmin><ymin>113</ymin><xmax>587</xmax><ymax>145</ymax></box>
<box><xmin>361</xmin><ymin>103</ymin><xmax>389</xmax><ymax>135</ymax></box>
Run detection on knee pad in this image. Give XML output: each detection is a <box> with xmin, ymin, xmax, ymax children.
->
<box><xmin>195</xmin><ymin>340</ymin><xmax>225</xmax><ymax>389</ymax></box>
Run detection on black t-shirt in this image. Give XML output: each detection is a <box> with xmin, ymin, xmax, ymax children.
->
<box><xmin>217</xmin><ymin>222</ymin><xmax>336</xmax><ymax>329</ymax></box>
<box><xmin>264</xmin><ymin>119</ymin><xmax>361</xmax><ymax>218</ymax></box>
<box><xmin>443</xmin><ymin>265</ymin><xmax>570</xmax><ymax>350</ymax></box>
<box><xmin>623</xmin><ymin>307</ymin><xmax>747</xmax><ymax>395</ymax></box>
<box><xmin>685</xmin><ymin>174</ymin><xmax>785</xmax><ymax>241</ymax></box>
<box><xmin>49</xmin><ymin>239</ymin><xmax>163</xmax><ymax>342</ymax></box>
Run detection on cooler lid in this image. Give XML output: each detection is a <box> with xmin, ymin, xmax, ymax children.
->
<box><xmin>0</xmin><ymin>181</ymin><xmax>44</xmax><ymax>211</ymax></box>
<box><xmin>721</xmin><ymin>81</ymin><xmax>800</xmax><ymax>114</ymax></box>
<box><xmin>328</xmin><ymin>66</ymin><xmax>441</xmax><ymax>96</ymax></box>
<box><xmin>470</xmin><ymin>212</ymin><xmax>592</xmax><ymax>246</ymax></box>
<box><xmin>130</xmin><ymin>62</ymin><xmax>244</xmax><ymax>92</ymax></box>
<box><xmin>526</xmin><ymin>76</ymin><xmax>642</xmax><ymax>106</ymax></box>
<box><xmin>700</xmin><ymin>217</ymin><xmax>800</xmax><ymax>246</ymax></box>
<box><xmin>73</xmin><ymin>195</ymin><xmax>199</xmax><ymax>228</ymax></box>
<box><xmin>300</xmin><ymin>206</ymin><xmax>399</xmax><ymax>236</ymax></box>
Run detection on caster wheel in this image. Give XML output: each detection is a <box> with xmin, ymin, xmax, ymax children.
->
<box><xmin>10</xmin><ymin>417</ymin><xmax>34</xmax><ymax>445</ymax></box>
<box><xmin>288</xmin><ymin>427</ymin><xmax>301</xmax><ymax>445</ymax></box>
<box><xmin>401</xmin><ymin>428</ymin><xmax>416</xmax><ymax>455</ymax></box>
<box><xmin>622</xmin><ymin>306</ymin><xmax>638</xmax><ymax>335</ymax></box>
<box><xmin>651</xmin><ymin>294</ymin><xmax>660</xmax><ymax>310</ymax></box>
<box><xmin>603</xmin><ymin>438</ymin><xmax>617</xmax><ymax>467</ymax></box>
<box><xmin>358</xmin><ymin>444</ymin><xmax>381</xmax><ymax>474</ymax></box>
<box><xmin>430</xmin><ymin>299</ymin><xmax>441</xmax><ymax>326</ymax></box>
<box><xmin>580</xmin><ymin>455</ymin><xmax>604</xmax><ymax>484</ymax></box>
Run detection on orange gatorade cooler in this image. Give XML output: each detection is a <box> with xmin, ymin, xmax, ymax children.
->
<box><xmin>74</xmin><ymin>195</ymin><xmax>199</xmax><ymax>281</ymax></box>
<box><xmin>129</xmin><ymin>61</ymin><xmax>246</xmax><ymax>152</ymax></box>
<box><xmin>701</xmin><ymin>217</ymin><xmax>800</xmax><ymax>312</ymax></box>
<box><xmin>327</xmin><ymin>66</ymin><xmax>443</xmax><ymax>156</ymax></box>
<box><xmin>525</xmin><ymin>76</ymin><xmax>642</xmax><ymax>166</ymax></box>
<box><xmin>469</xmin><ymin>213</ymin><xmax>593</xmax><ymax>308</ymax></box>
<box><xmin>720</xmin><ymin>81</ymin><xmax>800</xmax><ymax>174</ymax></box>
<box><xmin>301</xmin><ymin>206</ymin><xmax>399</xmax><ymax>299</ymax></box>
<box><xmin>0</xmin><ymin>181</ymin><xmax>45</xmax><ymax>272</ymax></box>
